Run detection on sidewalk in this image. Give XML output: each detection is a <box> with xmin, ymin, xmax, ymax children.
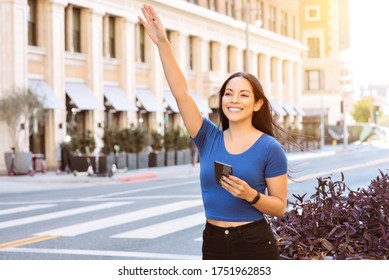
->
<box><xmin>0</xmin><ymin>143</ymin><xmax>360</xmax><ymax>193</ymax></box>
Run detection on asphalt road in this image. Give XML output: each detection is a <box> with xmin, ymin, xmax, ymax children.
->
<box><xmin>0</xmin><ymin>142</ymin><xmax>388</xmax><ymax>260</ymax></box>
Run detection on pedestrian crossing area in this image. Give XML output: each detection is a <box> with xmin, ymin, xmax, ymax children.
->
<box><xmin>0</xmin><ymin>200</ymin><xmax>205</xmax><ymax>241</ymax></box>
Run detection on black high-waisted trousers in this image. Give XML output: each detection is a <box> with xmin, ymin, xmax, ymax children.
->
<box><xmin>202</xmin><ymin>219</ymin><xmax>280</xmax><ymax>260</ymax></box>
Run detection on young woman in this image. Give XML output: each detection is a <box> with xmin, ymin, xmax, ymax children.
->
<box><xmin>139</xmin><ymin>4</ymin><xmax>289</xmax><ymax>260</ymax></box>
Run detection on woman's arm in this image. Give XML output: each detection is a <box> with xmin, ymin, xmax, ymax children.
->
<box><xmin>138</xmin><ymin>4</ymin><xmax>203</xmax><ymax>138</ymax></box>
<box><xmin>220</xmin><ymin>174</ymin><xmax>288</xmax><ymax>218</ymax></box>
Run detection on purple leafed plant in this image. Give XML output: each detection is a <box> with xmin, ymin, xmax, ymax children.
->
<box><xmin>270</xmin><ymin>170</ymin><xmax>389</xmax><ymax>260</ymax></box>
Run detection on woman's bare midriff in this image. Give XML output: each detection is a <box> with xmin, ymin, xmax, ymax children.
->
<box><xmin>207</xmin><ymin>218</ymin><xmax>254</xmax><ymax>228</ymax></box>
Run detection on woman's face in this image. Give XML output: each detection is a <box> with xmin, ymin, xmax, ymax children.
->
<box><xmin>222</xmin><ymin>77</ymin><xmax>263</xmax><ymax>123</ymax></box>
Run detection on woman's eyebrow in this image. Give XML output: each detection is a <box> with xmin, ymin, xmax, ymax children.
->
<box><xmin>225</xmin><ymin>88</ymin><xmax>252</xmax><ymax>93</ymax></box>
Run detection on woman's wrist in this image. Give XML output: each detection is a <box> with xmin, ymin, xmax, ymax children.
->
<box><xmin>247</xmin><ymin>190</ymin><xmax>261</xmax><ymax>205</ymax></box>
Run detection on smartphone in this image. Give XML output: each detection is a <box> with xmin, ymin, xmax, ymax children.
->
<box><xmin>214</xmin><ymin>161</ymin><xmax>233</xmax><ymax>184</ymax></box>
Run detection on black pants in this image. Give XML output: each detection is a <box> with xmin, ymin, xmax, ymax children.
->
<box><xmin>202</xmin><ymin>219</ymin><xmax>280</xmax><ymax>260</ymax></box>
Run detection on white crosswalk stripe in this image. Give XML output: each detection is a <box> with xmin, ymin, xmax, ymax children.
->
<box><xmin>0</xmin><ymin>204</ymin><xmax>56</xmax><ymax>216</ymax></box>
<box><xmin>111</xmin><ymin>212</ymin><xmax>205</xmax><ymax>239</ymax></box>
<box><xmin>0</xmin><ymin>202</ymin><xmax>131</xmax><ymax>229</ymax></box>
<box><xmin>35</xmin><ymin>200</ymin><xmax>203</xmax><ymax>237</ymax></box>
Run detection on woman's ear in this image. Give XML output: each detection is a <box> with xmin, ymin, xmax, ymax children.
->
<box><xmin>254</xmin><ymin>99</ymin><xmax>264</xmax><ymax>112</ymax></box>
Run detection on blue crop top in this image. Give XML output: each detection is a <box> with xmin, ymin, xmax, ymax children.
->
<box><xmin>192</xmin><ymin>117</ymin><xmax>287</xmax><ymax>222</ymax></box>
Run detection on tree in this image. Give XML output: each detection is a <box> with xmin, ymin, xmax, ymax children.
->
<box><xmin>0</xmin><ymin>87</ymin><xmax>45</xmax><ymax>152</ymax></box>
<box><xmin>350</xmin><ymin>98</ymin><xmax>371</xmax><ymax>123</ymax></box>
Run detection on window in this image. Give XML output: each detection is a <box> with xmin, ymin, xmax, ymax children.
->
<box><xmin>212</xmin><ymin>0</ymin><xmax>218</xmax><ymax>11</ymax></box>
<box><xmin>108</xmin><ymin>16</ymin><xmax>116</xmax><ymax>58</ymax></box>
<box><xmin>27</xmin><ymin>0</ymin><xmax>38</xmax><ymax>46</ymax></box>
<box><xmin>306</xmin><ymin>6</ymin><xmax>320</xmax><ymax>21</ymax></box>
<box><xmin>72</xmin><ymin>7</ymin><xmax>81</xmax><ymax>53</ymax></box>
<box><xmin>255</xmin><ymin>1</ymin><xmax>264</xmax><ymax>27</ymax></box>
<box><xmin>227</xmin><ymin>45</ymin><xmax>233</xmax><ymax>73</ymax></box>
<box><xmin>268</xmin><ymin>6</ymin><xmax>276</xmax><ymax>32</ymax></box>
<box><xmin>280</xmin><ymin>11</ymin><xmax>287</xmax><ymax>36</ymax></box>
<box><xmin>307</xmin><ymin>37</ymin><xmax>320</xmax><ymax>58</ymax></box>
<box><xmin>305</xmin><ymin>70</ymin><xmax>321</xmax><ymax>90</ymax></box>
<box><xmin>139</xmin><ymin>24</ymin><xmax>146</xmax><ymax>63</ymax></box>
<box><xmin>209</xmin><ymin>41</ymin><xmax>214</xmax><ymax>71</ymax></box>
<box><xmin>189</xmin><ymin>36</ymin><xmax>194</xmax><ymax>71</ymax></box>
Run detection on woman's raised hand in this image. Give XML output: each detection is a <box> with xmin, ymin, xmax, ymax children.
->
<box><xmin>138</xmin><ymin>4</ymin><xmax>166</xmax><ymax>46</ymax></box>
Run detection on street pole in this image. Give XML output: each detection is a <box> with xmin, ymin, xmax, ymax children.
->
<box><xmin>320</xmin><ymin>90</ymin><xmax>325</xmax><ymax>149</ymax></box>
<box><xmin>341</xmin><ymin>62</ymin><xmax>348</xmax><ymax>149</ymax></box>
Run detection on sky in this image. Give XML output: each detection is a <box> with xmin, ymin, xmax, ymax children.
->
<box><xmin>348</xmin><ymin>0</ymin><xmax>389</xmax><ymax>88</ymax></box>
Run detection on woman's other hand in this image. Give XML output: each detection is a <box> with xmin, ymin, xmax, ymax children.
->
<box><xmin>138</xmin><ymin>4</ymin><xmax>166</xmax><ymax>46</ymax></box>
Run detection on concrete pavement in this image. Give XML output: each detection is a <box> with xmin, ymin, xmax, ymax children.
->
<box><xmin>0</xmin><ymin>143</ymin><xmax>362</xmax><ymax>193</ymax></box>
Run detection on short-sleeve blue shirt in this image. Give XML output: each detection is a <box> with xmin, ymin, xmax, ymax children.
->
<box><xmin>193</xmin><ymin>117</ymin><xmax>287</xmax><ymax>222</ymax></box>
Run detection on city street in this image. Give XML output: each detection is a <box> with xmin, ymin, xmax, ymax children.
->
<box><xmin>0</xmin><ymin>142</ymin><xmax>388</xmax><ymax>260</ymax></box>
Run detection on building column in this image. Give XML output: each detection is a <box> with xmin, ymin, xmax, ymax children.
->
<box><xmin>46</xmin><ymin>0</ymin><xmax>67</xmax><ymax>168</ymax></box>
<box><xmin>85</xmin><ymin>8</ymin><xmax>104</xmax><ymax>152</ymax></box>
<box><xmin>0</xmin><ymin>0</ymin><xmax>29</xmax><ymax>170</ymax></box>
<box><xmin>276</xmin><ymin>57</ymin><xmax>283</xmax><ymax>103</ymax></box>
<box><xmin>262</xmin><ymin>54</ymin><xmax>271</xmax><ymax>97</ymax></box>
<box><xmin>120</xmin><ymin>17</ymin><xmax>137</xmax><ymax>128</ymax></box>
<box><xmin>0</xmin><ymin>0</ymin><xmax>28</xmax><ymax>89</ymax></box>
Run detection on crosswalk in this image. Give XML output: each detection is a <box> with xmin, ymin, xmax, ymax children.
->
<box><xmin>0</xmin><ymin>199</ymin><xmax>205</xmax><ymax>241</ymax></box>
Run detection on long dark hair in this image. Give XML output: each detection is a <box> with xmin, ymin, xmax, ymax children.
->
<box><xmin>217</xmin><ymin>72</ymin><xmax>302</xmax><ymax>150</ymax></box>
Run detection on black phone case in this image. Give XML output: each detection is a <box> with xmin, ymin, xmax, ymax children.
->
<box><xmin>214</xmin><ymin>161</ymin><xmax>233</xmax><ymax>184</ymax></box>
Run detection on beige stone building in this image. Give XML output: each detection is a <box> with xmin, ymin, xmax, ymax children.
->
<box><xmin>299</xmin><ymin>0</ymin><xmax>351</xmax><ymax>134</ymax></box>
<box><xmin>0</xmin><ymin>0</ymin><xmax>307</xmax><ymax>172</ymax></box>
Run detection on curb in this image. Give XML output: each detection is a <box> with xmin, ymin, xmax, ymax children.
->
<box><xmin>118</xmin><ymin>172</ymin><xmax>158</xmax><ymax>183</ymax></box>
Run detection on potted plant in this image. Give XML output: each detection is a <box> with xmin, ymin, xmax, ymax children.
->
<box><xmin>0</xmin><ymin>87</ymin><xmax>45</xmax><ymax>175</ymax></box>
<box><xmin>149</xmin><ymin>130</ymin><xmax>164</xmax><ymax>167</ymax></box>
<box><xmin>270</xmin><ymin>170</ymin><xmax>389</xmax><ymax>259</ymax></box>
<box><xmin>123</xmin><ymin>127</ymin><xmax>149</xmax><ymax>169</ymax></box>
<box><xmin>175</xmin><ymin>129</ymin><xmax>189</xmax><ymax>165</ymax></box>
<box><xmin>67</xmin><ymin>130</ymin><xmax>97</xmax><ymax>174</ymax></box>
<box><xmin>163</xmin><ymin>128</ymin><xmax>176</xmax><ymax>166</ymax></box>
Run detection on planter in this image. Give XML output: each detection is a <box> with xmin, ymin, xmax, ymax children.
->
<box><xmin>4</xmin><ymin>151</ymin><xmax>33</xmax><ymax>175</ymax></box>
<box><xmin>137</xmin><ymin>152</ymin><xmax>149</xmax><ymax>169</ymax></box>
<box><xmin>165</xmin><ymin>150</ymin><xmax>175</xmax><ymax>166</ymax></box>
<box><xmin>70</xmin><ymin>156</ymin><xmax>96</xmax><ymax>172</ymax></box>
<box><xmin>176</xmin><ymin>150</ymin><xmax>185</xmax><ymax>165</ymax></box>
<box><xmin>127</xmin><ymin>153</ymin><xmax>137</xmax><ymax>170</ymax></box>
<box><xmin>149</xmin><ymin>152</ymin><xmax>164</xmax><ymax>167</ymax></box>
<box><xmin>116</xmin><ymin>152</ymin><xmax>127</xmax><ymax>170</ymax></box>
<box><xmin>183</xmin><ymin>149</ymin><xmax>191</xmax><ymax>164</ymax></box>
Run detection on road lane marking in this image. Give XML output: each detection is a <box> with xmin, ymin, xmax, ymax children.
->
<box><xmin>289</xmin><ymin>157</ymin><xmax>389</xmax><ymax>184</ymax></box>
<box><xmin>81</xmin><ymin>180</ymin><xmax>199</xmax><ymax>201</ymax></box>
<box><xmin>3</xmin><ymin>247</ymin><xmax>200</xmax><ymax>260</ymax></box>
<box><xmin>0</xmin><ymin>235</ymin><xmax>61</xmax><ymax>250</ymax></box>
<box><xmin>112</xmin><ymin>212</ymin><xmax>205</xmax><ymax>239</ymax></box>
<box><xmin>35</xmin><ymin>200</ymin><xmax>203</xmax><ymax>237</ymax></box>
<box><xmin>0</xmin><ymin>202</ymin><xmax>131</xmax><ymax>229</ymax></box>
<box><xmin>0</xmin><ymin>204</ymin><xmax>56</xmax><ymax>216</ymax></box>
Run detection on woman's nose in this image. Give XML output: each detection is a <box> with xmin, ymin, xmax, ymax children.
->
<box><xmin>231</xmin><ymin>93</ymin><xmax>239</xmax><ymax>102</ymax></box>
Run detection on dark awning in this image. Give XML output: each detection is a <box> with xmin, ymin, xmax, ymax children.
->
<box><xmin>163</xmin><ymin>90</ymin><xmax>179</xmax><ymax>113</ymax></box>
<box><xmin>28</xmin><ymin>79</ymin><xmax>65</xmax><ymax>109</ymax></box>
<box><xmin>104</xmin><ymin>85</ymin><xmax>138</xmax><ymax>111</ymax></box>
<box><xmin>65</xmin><ymin>82</ymin><xmax>104</xmax><ymax>110</ymax></box>
<box><xmin>136</xmin><ymin>88</ymin><xmax>165</xmax><ymax>112</ymax></box>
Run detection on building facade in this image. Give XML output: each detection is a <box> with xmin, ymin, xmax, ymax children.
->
<box><xmin>0</xmin><ymin>0</ymin><xmax>306</xmax><ymax>171</ymax></box>
<box><xmin>299</xmin><ymin>0</ymin><xmax>351</xmax><ymax>131</ymax></box>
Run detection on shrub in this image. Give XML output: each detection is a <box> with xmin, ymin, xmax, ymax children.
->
<box><xmin>270</xmin><ymin>170</ymin><xmax>389</xmax><ymax>260</ymax></box>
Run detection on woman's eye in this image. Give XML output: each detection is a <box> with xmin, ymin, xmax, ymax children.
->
<box><xmin>224</xmin><ymin>92</ymin><xmax>232</xmax><ymax>96</ymax></box>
